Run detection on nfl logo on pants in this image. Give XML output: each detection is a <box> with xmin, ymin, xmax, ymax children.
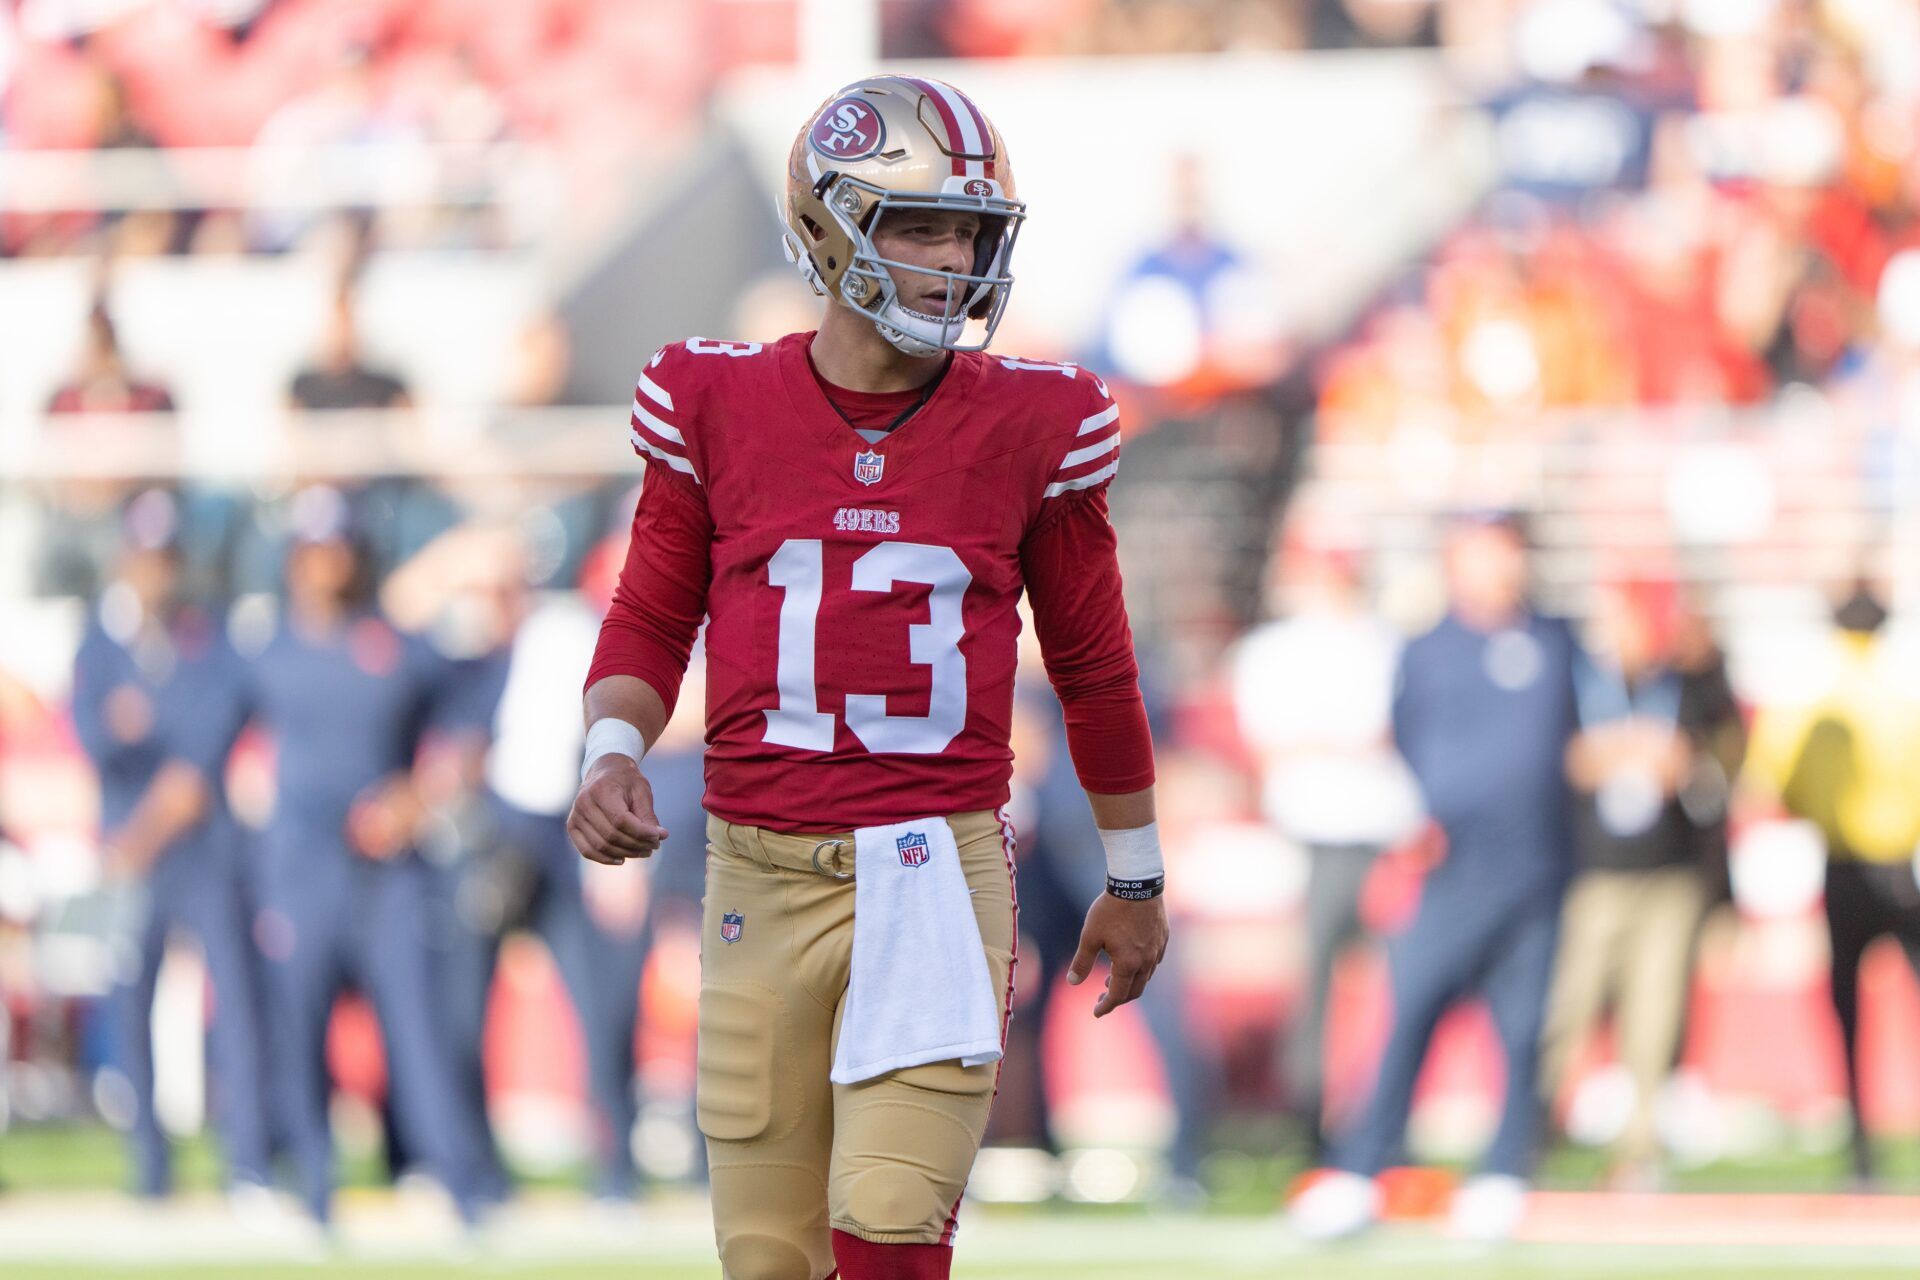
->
<box><xmin>720</xmin><ymin>911</ymin><xmax>744</xmax><ymax>943</ymax></box>
<box><xmin>896</xmin><ymin>831</ymin><xmax>930</xmax><ymax>868</ymax></box>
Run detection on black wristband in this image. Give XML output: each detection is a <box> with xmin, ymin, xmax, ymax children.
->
<box><xmin>1106</xmin><ymin>874</ymin><xmax>1165</xmax><ymax>901</ymax></box>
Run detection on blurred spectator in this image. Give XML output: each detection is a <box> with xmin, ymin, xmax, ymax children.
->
<box><xmin>68</xmin><ymin>489</ymin><xmax>271</xmax><ymax>1202</ymax></box>
<box><xmin>1097</xmin><ymin>154</ymin><xmax>1287</xmax><ymax>398</ymax></box>
<box><xmin>1747</xmin><ymin>577</ymin><xmax>1920</xmax><ymax>1185</ymax></box>
<box><xmin>1315</xmin><ymin>0</ymin><xmax>1436</xmax><ymax>50</ymax></box>
<box><xmin>190</xmin><ymin>486</ymin><xmax>496</xmax><ymax>1224</ymax></box>
<box><xmin>1228</xmin><ymin>536</ymin><xmax>1418</xmax><ymax>1155</ymax></box>
<box><xmin>1293</xmin><ymin>513</ymin><xmax>1578</xmax><ymax>1242</ymax></box>
<box><xmin>391</xmin><ymin>520</ymin><xmax>660</xmax><ymax>1201</ymax></box>
<box><xmin>942</xmin><ymin>0</ymin><xmax>1307</xmax><ymax>56</ymax></box>
<box><xmin>49</xmin><ymin>300</ymin><xmax>175</xmax><ymax>416</ymax></box>
<box><xmin>248</xmin><ymin>45</ymin><xmax>424</xmax><ymax>252</ymax></box>
<box><xmin>288</xmin><ymin>284</ymin><xmax>411</xmax><ymax>413</ymax></box>
<box><xmin>288</xmin><ymin>282</ymin><xmax>470</xmax><ymax>577</ymax></box>
<box><xmin>36</xmin><ymin>300</ymin><xmax>178</xmax><ymax>596</ymax></box>
<box><xmin>1671</xmin><ymin>598</ymin><xmax>1745</xmax><ymax>905</ymax></box>
<box><xmin>987</xmin><ymin>681</ymin><xmax>1212</xmax><ymax>1195</ymax></box>
<box><xmin>1539</xmin><ymin>578</ymin><xmax>1739</xmax><ymax>1188</ymax></box>
<box><xmin>501</xmin><ymin>308</ymin><xmax>574</xmax><ymax>409</ymax></box>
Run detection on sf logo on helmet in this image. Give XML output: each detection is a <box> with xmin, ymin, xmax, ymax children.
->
<box><xmin>811</xmin><ymin>97</ymin><xmax>885</xmax><ymax>162</ymax></box>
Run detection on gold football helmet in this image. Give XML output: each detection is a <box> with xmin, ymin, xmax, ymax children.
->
<box><xmin>780</xmin><ymin>75</ymin><xmax>1026</xmax><ymax>357</ymax></box>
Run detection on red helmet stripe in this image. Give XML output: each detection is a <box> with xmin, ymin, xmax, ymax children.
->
<box><xmin>950</xmin><ymin>87</ymin><xmax>996</xmax><ymax>181</ymax></box>
<box><xmin>904</xmin><ymin>76</ymin><xmax>967</xmax><ymax>177</ymax></box>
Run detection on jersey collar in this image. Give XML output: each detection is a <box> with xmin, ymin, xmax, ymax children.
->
<box><xmin>776</xmin><ymin>331</ymin><xmax>982</xmax><ymax>488</ymax></box>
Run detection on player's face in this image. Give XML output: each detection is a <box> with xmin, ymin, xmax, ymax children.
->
<box><xmin>870</xmin><ymin>208</ymin><xmax>980</xmax><ymax>319</ymax></box>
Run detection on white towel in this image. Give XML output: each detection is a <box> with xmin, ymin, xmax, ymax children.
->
<box><xmin>829</xmin><ymin>816</ymin><xmax>1004</xmax><ymax>1085</ymax></box>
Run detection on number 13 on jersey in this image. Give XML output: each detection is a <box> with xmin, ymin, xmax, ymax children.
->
<box><xmin>762</xmin><ymin>538</ymin><xmax>973</xmax><ymax>755</ymax></box>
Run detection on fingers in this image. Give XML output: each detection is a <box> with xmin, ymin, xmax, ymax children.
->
<box><xmin>570</xmin><ymin>829</ymin><xmax>627</xmax><ymax>866</ymax></box>
<box><xmin>606</xmin><ymin>807</ymin><xmax>666</xmax><ymax>850</ymax></box>
<box><xmin>572</xmin><ymin>823</ymin><xmax>650</xmax><ymax>863</ymax></box>
<box><xmin>1093</xmin><ymin>957</ymin><xmax>1156</xmax><ymax>1018</ymax></box>
<box><xmin>623</xmin><ymin>776</ymin><xmax>668</xmax><ymax>843</ymax></box>
<box><xmin>579</xmin><ymin>804</ymin><xmax>656</xmax><ymax>859</ymax></box>
<box><xmin>568</xmin><ymin>780</ymin><xmax>665</xmax><ymax>864</ymax></box>
<box><xmin>1066</xmin><ymin>932</ymin><xmax>1101</xmax><ymax>987</ymax></box>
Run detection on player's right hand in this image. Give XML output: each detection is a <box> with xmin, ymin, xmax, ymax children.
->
<box><xmin>568</xmin><ymin>755</ymin><xmax>668</xmax><ymax>865</ymax></box>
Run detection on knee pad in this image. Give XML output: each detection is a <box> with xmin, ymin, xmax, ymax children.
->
<box><xmin>718</xmin><ymin>1231</ymin><xmax>817</xmax><ymax>1280</ymax></box>
<box><xmin>711</xmin><ymin>1164</ymin><xmax>832</xmax><ymax>1280</ymax></box>
<box><xmin>834</xmin><ymin>1100</ymin><xmax>981</xmax><ymax>1238</ymax></box>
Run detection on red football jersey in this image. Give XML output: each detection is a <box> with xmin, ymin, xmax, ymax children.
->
<box><xmin>611</xmin><ymin>331</ymin><xmax>1137</xmax><ymax>832</ymax></box>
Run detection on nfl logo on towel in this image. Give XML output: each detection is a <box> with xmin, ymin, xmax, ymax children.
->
<box><xmin>854</xmin><ymin>450</ymin><xmax>885</xmax><ymax>485</ymax></box>
<box><xmin>720</xmin><ymin>911</ymin><xmax>744</xmax><ymax>943</ymax></box>
<box><xmin>896</xmin><ymin>831</ymin><xmax>930</xmax><ymax>868</ymax></box>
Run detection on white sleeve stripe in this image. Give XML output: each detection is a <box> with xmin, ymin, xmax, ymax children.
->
<box><xmin>637</xmin><ymin>371</ymin><xmax>675</xmax><ymax>412</ymax></box>
<box><xmin>1043</xmin><ymin>460</ymin><xmax>1118</xmax><ymax>497</ymax></box>
<box><xmin>630</xmin><ymin>430</ymin><xmax>701</xmax><ymax>482</ymax></box>
<box><xmin>1057</xmin><ymin>432</ymin><xmax>1120</xmax><ymax>471</ymax></box>
<box><xmin>630</xmin><ymin>400</ymin><xmax>685</xmax><ymax>445</ymax></box>
<box><xmin>1077</xmin><ymin>403</ymin><xmax>1120</xmax><ymax>435</ymax></box>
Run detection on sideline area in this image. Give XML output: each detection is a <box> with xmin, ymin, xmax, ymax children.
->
<box><xmin>0</xmin><ymin>1187</ymin><xmax>1916</xmax><ymax>1279</ymax></box>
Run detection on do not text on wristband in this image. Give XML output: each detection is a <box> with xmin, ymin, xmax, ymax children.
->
<box><xmin>1098</xmin><ymin>821</ymin><xmax>1166</xmax><ymax>899</ymax></box>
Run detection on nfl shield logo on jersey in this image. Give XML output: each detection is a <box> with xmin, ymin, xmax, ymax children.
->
<box><xmin>854</xmin><ymin>450</ymin><xmax>885</xmax><ymax>485</ymax></box>
<box><xmin>720</xmin><ymin>911</ymin><xmax>745</xmax><ymax>944</ymax></box>
<box><xmin>896</xmin><ymin>831</ymin><xmax>930</xmax><ymax>868</ymax></box>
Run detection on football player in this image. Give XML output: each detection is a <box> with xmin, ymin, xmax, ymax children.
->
<box><xmin>569</xmin><ymin>75</ymin><xmax>1167</xmax><ymax>1280</ymax></box>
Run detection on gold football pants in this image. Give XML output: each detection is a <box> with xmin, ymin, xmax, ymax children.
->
<box><xmin>699</xmin><ymin>810</ymin><xmax>1018</xmax><ymax>1280</ymax></box>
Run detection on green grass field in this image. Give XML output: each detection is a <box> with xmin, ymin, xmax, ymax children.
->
<box><xmin>6</xmin><ymin>1125</ymin><xmax>1920</xmax><ymax>1278</ymax></box>
<box><xmin>9</xmin><ymin>1121</ymin><xmax>1920</xmax><ymax>1200</ymax></box>
<box><xmin>3</xmin><ymin>1246</ymin><xmax>1918</xmax><ymax>1280</ymax></box>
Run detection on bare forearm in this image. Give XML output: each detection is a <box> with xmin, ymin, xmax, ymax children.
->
<box><xmin>584</xmin><ymin>674</ymin><xmax>670</xmax><ymax>751</ymax></box>
<box><xmin>1086</xmin><ymin>786</ymin><xmax>1155</xmax><ymax>831</ymax></box>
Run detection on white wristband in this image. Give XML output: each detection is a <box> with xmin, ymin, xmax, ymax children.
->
<box><xmin>581</xmin><ymin>718</ymin><xmax>645</xmax><ymax>781</ymax></box>
<box><xmin>1097</xmin><ymin>821</ymin><xmax>1165</xmax><ymax>881</ymax></box>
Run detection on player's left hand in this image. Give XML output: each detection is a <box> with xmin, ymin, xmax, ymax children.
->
<box><xmin>1068</xmin><ymin>892</ymin><xmax>1169</xmax><ymax>1018</ymax></box>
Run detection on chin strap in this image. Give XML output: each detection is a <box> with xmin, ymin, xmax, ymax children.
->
<box><xmin>873</xmin><ymin>315</ymin><xmax>944</xmax><ymax>359</ymax></box>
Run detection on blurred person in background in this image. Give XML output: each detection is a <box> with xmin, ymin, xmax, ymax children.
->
<box><xmin>48</xmin><ymin>302</ymin><xmax>175</xmax><ymax>417</ymax></box>
<box><xmin>1096</xmin><ymin>153</ymin><xmax>1288</xmax><ymax>400</ymax></box>
<box><xmin>288</xmin><ymin>278</ymin><xmax>461</xmax><ymax>576</ymax></box>
<box><xmin>249</xmin><ymin>45</ymin><xmax>424</xmax><ymax>253</ymax></box>
<box><xmin>288</xmin><ymin>282</ymin><xmax>411</xmax><ymax>416</ymax></box>
<box><xmin>181</xmin><ymin>486</ymin><xmax>496</xmax><ymax>1227</ymax></box>
<box><xmin>1670</xmin><ymin>598</ymin><xmax>1745</xmax><ymax>908</ymax></box>
<box><xmin>1747</xmin><ymin>576</ymin><xmax>1920</xmax><ymax>1186</ymax></box>
<box><xmin>986</xmin><ymin>676</ymin><xmax>1211</xmax><ymax>1199</ymax></box>
<box><xmin>1292</xmin><ymin>512</ymin><xmax>1577</xmax><ymax>1243</ymax></box>
<box><xmin>36</xmin><ymin>300</ymin><xmax>178</xmax><ymax>596</ymax></box>
<box><xmin>387</xmin><ymin>519</ymin><xmax>660</xmax><ymax>1203</ymax></box>
<box><xmin>1538</xmin><ymin>578</ymin><xmax>1742</xmax><ymax>1189</ymax></box>
<box><xmin>1228</xmin><ymin>533</ymin><xmax>1418</xmax><ymax>1157</ymax></box>
<box><xmin>575</xmin><ymin>480</ymin><xmax>718</xmax><ymax>1189</ymax></box>
<box><xmin>68</xmin><ymin>489</ymin><xmax>271</xmax><ymax>1204</ymax></box>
